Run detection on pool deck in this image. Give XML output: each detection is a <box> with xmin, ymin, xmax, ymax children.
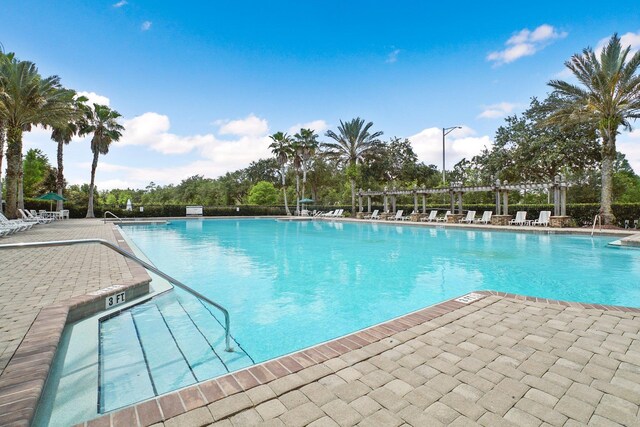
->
<box><xmin>1</xmin><ymin>218</ymin><xmax>640</xmax><ymax>426</ymax></box>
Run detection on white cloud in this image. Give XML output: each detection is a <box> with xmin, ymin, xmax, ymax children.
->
<box><xmin>488</xmin><ymin>24</ymin><xmax>567</xmax><ymax>65</ymax></box>
<box><xmin>596</xmin><ymin>30</ymin><xmax>640</xmax><ymax>55</ymax></box>
<box><xmin>112</xmin><ymin>0</ymin><xmax>127</xmax><ymax>7</ymax></box>
<box><xmin>408</xmin><ymin>126</ymin><xmax>491</xmax><ymax>169</ymax></box>
<box><xmin>386</xmin><ymin>49</ymin><xmax>401</xmax><ymax>64</ymax></box>
<box><xmin>141</xmin><ymin>21</ymin><xmax>152</xmax><ymax>31</ymax></box>
<box><xmin>217</xmin><ymin>114</ymin><xmax>269</xmax><ymax>137</ymax></box>
<box><xmin>287</xmin><ymin>120</ymin><xmax>328</xmax><ymax>136</ymax></box>
<box><xmin>618</xmin><ymin>130</ymin><xmax>640</xmax><ymax>174</ymax></box>
<box><xmin>477</xmin><ymin>102</ymin><xmax>517</xmax><ymax>119</ymax></box>
<box><xmin>77</xmin><ymin>91</ymin><xmax>110</xmax><ymax>107</ymax></box>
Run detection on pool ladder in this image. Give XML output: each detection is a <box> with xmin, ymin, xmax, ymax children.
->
<box><xmin>0</xmin><ymin>238</ymin><xmax>234</xmax><ymax>352</ymax></box>
<box><xmin>103</xmin><ymin>211</ymin><xmax>122</xmax><ymax>223</ymax></box>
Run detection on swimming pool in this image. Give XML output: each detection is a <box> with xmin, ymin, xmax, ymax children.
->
<box><xmin>38</xmin><ymin>218</ymin><xmax>640</xmax><ymax>424</ymax></box>
<box><xmin>118</xmin><ymin>219</ymin><xmax>640</xmax><ymax>367</ymax></box>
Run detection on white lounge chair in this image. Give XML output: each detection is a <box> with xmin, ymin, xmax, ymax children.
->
<box><xmin>391</xmin><ymin>210</ymin><xmax>404</xmax><ymax>220</ymax></box>
<box><xmin>475</xmin><ymin>211</ymin><xmax>492</xmax><ymax>224</ymax></box>
<box><xmin>436</xmin><ymin>210</ymin><xmax>451</xmax><ymax>222</ymax></box>
<box><xmin>21</xmin><ymin>209</ymin><xmax>52</xmax><ymax>224</ymax></box>
<box><xmin>0</xmin><ymin>213</ymin><xmax>33</xmax><ymax>231</ymax></box>
<box><xmin>420</xmin><ymin>210</ymin><xmax>439</xmax><ymax>222</ymax></box>
<box><xmin>321</xmin><ymin>210</ymin><xmax>334</xmax><ymax>217</ymax></box>
<box><xmin>460</xmin><ymin>211</ymin><xmax>476</xmax><ymax>224</ymax></box>
<box><xmin>364</xmin><ymin>209</ymin><xmax>379</xmax><ymax>220</ymax></box>
<box><xmin>509</xmin><ymin>211</ymin><xmax>531</xmax><ymax>226</ymax></box>
<box><xmin>334</xmin><ymin>209</ymin><xmax>344</xmax><ymax>217</ymax></box>
<box><xmin>532</xmin><ymin>211</ymin><xmax>551</xmax><ymax>226</ymax></box>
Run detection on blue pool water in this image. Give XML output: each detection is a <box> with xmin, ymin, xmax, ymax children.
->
<box><xmin>119</xmin><ymin>219</ymin><xmax>640</xmax><ymax>365</ymax></box>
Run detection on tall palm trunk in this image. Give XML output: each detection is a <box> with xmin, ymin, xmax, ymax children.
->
<box><xmin>56</xmin><ymin>140</ymin><xmax>64</xmax><ymax>211</ymax></box>
<box><xmin>295</xmin><ymin>173</ymin><xmax>300</xmax><ymax>215</ymax></box>
<box><xmin>18</xmin><ymin>158</ymin><xmax>24</xmax><ymax>210</ymax></box>
<box><xmin>301</xmin><ymin>163</ymin><xmax>307</xmax><ymax>200</ymax></box>
<box><xmin>600</xmin><ymin>131</ymin><xmax>616</xmax><ymax>225</ymax></box>
<box><xmin>86</xmin><ymin>149</ymin><xmax>99</xmax><ymax>218</ymax></box>
<box><xmin>5</xmin><ymin>127</ymin><xmax>22</xmax><ymax>219</ymax></box>
<box><xmin>0</xmin><ymin>124</ymin><xmax>4</xmax><ymax>214</ymax></box>
<box><xmin>281</xmin><ymin>166</ymin><xmax>290</xmax><ymax>215</ymax></box>
<box><xmin>350</xmin><ymin>177</ymin><xmax>356</xmax><ymax>215</ymax></box>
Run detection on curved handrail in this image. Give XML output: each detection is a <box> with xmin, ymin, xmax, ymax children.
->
<box><xmin>103</xmin><ymin>211</ymin><xmax>122</xmax><ymax>223</ymax></box>
<box><xmin>0</xmin><ymin>239</ymin><xmax>233</xmax><ymax>352</ymax></box>
<box><xmin>591</xmin><ymin>214</ymin><xmax>601</xmax><ymax>237</ymax></box>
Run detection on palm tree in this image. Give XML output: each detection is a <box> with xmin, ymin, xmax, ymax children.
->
<box><xmin>50</xmin><ymin>95</ymin><xmax>87</xmax><ymax>211</ymax></box>
<box><xmin>323</xmin><ymin>118</ymin><xmax>383</xmax><ymax>215</ymax></box>
<box><xmin>546</xmin><ymin>34</ymin><xmax>640</xmax><ymax>225</ymax></box>
<box><xmin>80</xmin><ymin>104</ymin><xmax>124</xmax><ymax>218</ymax></box>
<box><xmin>0</xmin><ymin>57</ymin><xmax>75</xmax><ymax>218</ymax></box>
<box><xmin>269</xmin><ymin>131</ymin><xmax>293</xmax><ymax>215</ymax></box>
<box><xmin>293</xmin><ymin>128</ymin><xmax>320</xmax><ymax>202</ymax></box>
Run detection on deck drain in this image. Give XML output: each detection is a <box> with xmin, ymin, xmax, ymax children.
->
<box><xmin>455</xmin><ymin>293</ymin><xmax>484</xmax><ymax>304</ymax></box>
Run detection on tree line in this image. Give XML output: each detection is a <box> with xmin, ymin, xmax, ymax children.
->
<box><xmin>3</xmin><ymin>34</ymin><xmax>640</xmax><ymax>225</ymax></box>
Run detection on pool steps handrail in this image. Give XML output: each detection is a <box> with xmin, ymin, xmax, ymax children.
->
<box><xmin>103</xmin><ymin>211</ymin><xmax>122</xmax><ymax>223</ymax></box>
<box><xmin>591</xmin><ymin>214</ymin><xmax>602</xmax><ymax>237</ymax></box>
<box><xmin>0</xmin><ymin>238</ymin><xmax>233</xmax><ymax>352</ymax></box>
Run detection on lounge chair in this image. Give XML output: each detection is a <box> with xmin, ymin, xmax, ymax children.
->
<box><xmin>459</xmin><ymin>211</ymin><xmax>476</xmax><ymax>224</ymax></box>
<box><xmin>509</xmin><ymin>211</ymin><xmax>531</xmax><ymax>226</ymax></box>
<box><xmin>532</xmin><ymin>211</ymin><xmax>551</xmax><ymax>226</ymax></box>
<box><xmin>0</xmin><ymin>213</ymin><xmax>34</xmax><ymax>231</ymax></box>
<box><xmin>436</xmin><ymin>210</ymin><xmax>451</xmax><ymax>222</ymax></box>
<box><xmin>21</xmin><ymin>209</ymin><xmax>52</xmax><ymax>224</ymax></box>
<box><xmin>334</xmin><ymin>209</ymin><xmax>344</xmax><ymax>217</ymax></box>
<box><xmin>320</xmin><ymin>210</ymin><xmax>334</xmax><ymax>217</ymax></box>
<box><xmin>364</xmin><ymin>209</ymin><xmax>379</xmax><ymax>220</ymax></box>
<box><xmin>391</xmin><ymin>210</ymin><xmax>404</xmax><ymax>221</ymax></box>
<box><xmin>420</xmin><ymin>210</ymin><xmax>439</xmax><ymax>222</ymax></box>
<box><xmin>475</xmin><ymin>211</ymin><xmax>492</xmax><ymax>224</ymax></box>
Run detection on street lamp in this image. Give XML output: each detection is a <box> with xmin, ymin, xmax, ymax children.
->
<box><xmin>442</xmin><ymin>126</ymin><xmax>462</xmax><ymax>183</ymax></box>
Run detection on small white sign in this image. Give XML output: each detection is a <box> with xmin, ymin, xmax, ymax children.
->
<box><xmin>455</xmin><ymin>293</ymin><xmax>484</xmax><ymax>304</ymax></box>
<box><xmin>106</xmin><ymin>292</ymin><xmax>126</xmax><ymax>309</ymax></box>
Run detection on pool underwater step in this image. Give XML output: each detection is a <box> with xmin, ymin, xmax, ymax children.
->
<box><xmin>99</xmin><ymin>291</ymin><xmax>253</xmax><ymax>413</ymax></box>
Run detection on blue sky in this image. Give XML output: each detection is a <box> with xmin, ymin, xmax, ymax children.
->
<box><xmin>2</xmin><ymin>1</ymin><xmax>640</xmax><ymax>189</ymax></box>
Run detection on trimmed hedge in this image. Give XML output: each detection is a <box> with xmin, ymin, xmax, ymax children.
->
<box><xmin>20</xmin><ymin>199</ymin><xmax>640</xmax><ymax>227</ymax></box>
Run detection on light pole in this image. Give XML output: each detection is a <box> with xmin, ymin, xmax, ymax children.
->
<box><xmin>442</xmin><ymin>126</ymin><xmax>462</xmax><ymax>183</ymax></box>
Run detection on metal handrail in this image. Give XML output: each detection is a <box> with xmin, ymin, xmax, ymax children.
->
<box><xmin>103</xmin><ymin>211</ymin><xmax>122</xmax><ymax>223</ymax></box>
<box><xmin>591</xmin><ymin>214</ymin><xmax>602</xmax><ymax>237</ymax></box>
<box><xmin>0</xmin><ymin>239</ymin><xmax>233</xmax><ymax>352</ymax></box>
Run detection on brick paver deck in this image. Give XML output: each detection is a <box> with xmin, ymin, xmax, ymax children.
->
<box><xmin>86</xmin><ymin>293</ymin><xmax>640</xmax><ymax>427</ymax></box>
<box><xmin>0</xmin><ymin>219</ymin><xmax>141</xmax><ymax>373</ymax></box>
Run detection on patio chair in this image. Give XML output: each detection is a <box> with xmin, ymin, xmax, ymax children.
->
<box><xmin>0</xmin><ymin>212</ymin><xmax>34</xmax><ymax>231</ymax></box>
<box><xmin>22</xmin><ymin>209</ymin><xmax>53</xmax><ymax>224</ymax></box>
<box><xmin>532</xmin><ymin>211</ymin><xmax>551</xmax><ymax>226</ymax></box>
<box><xmin>391</xmin><ymin>210</ymin><xmax>404</xmax><ymax>220</ymax></box>
<box><xmin>436</xmin><ymin>211</ymin><xmax>451</xmax><ymax>222</ymax></box>
<box><xmin>459</xmin><ymin>211</ymin><xmax>476</xmax><ymax>224</ymax></box>
<box><xmin>509</xmin><ymin>211</ymin><xmax>531</xmax><ymax>226</ymax></box>
<box><xmin>474</xmin><ymin>211</ymin><xmax>493</xmax><ymax>224</ymax></box>
<box><xmin>321</xmin><ymin>210</ymin><xmax>334</xmax><ymax>217</ymax></box>
<box><xmin>364</xmin><ymin>209</ymin><xmax>379</xmax><ymax>219</ymax></box>
<box><xmin>420</xmin><ymin>210</ymin><xmax>439</xmax><ymax>222</ymax></box>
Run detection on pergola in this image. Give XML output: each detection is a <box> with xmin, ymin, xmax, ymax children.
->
<box><xmin>358</xmin><ymin>175</ymin><xmax>568</xmax><ymax>217</ymax></box>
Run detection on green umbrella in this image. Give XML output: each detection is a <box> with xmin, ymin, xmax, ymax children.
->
<box><xmin>36</xmin><ymin>192</ymin><xmax>66</xmax><ymax>211</ymax></box>
<box><xmin>298</xmin><ymin>198</ymin><xmax>314</xmax><ymax>203</ymax></box>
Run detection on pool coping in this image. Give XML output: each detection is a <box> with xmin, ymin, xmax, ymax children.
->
<box><xmin>78</xmin><ymin>290</ymin><xmax>640</xmax><ymax>426</ymax></box>
<box><xmin>0</xmin><ymin>227</ymin><xmax>153</xmax><ymax>427</ymax></box>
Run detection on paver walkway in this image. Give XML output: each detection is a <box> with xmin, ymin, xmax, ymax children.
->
<box><xmin>138</xmin><ymin>295</ymin><xmax>640</xmax><ymax>427</ymax></box>
<box><xmin>0</xmin><ymin>219</ymin><xmax>136</xmax><ymax>374</ymax></box>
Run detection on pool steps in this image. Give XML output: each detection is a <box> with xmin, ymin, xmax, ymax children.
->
<box><xmin>99</xmin><ymin>291</ymin><xmax>253</xmax><ymax>413</ymax></box>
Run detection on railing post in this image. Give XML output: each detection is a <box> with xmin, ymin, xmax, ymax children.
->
<box><xmin>553</xmin><ymin>175</ymin><xmax>560</xmax><ymax>216</ymax></box>
<box><xmin>560</xmin><ymin>174</ymin><xmax>567</xmax><ymax>216</ymax></box>
<box><xmin>495</xmin><ymin>179</ymin><xmax>501</xmax><ymax>215</ymax></box>
<box><xmin>503</xmin><ymin>180</ymin><xmax>509</xmax><ymax>215</ymax></box>
<box><xmin>392</xmin><ymin>188</ymin><xmax>397</xmax><ymax>213</ymax></box>
<box><xmin>367</xmin><ymin>192</ymin><xmax>371</xmax><ymax>213</ymax></box>
<box><xmin>413</xmin><ymin>185</ymin><xmax>418</xmax><ymax>213</ymax></box>
<box><xmin>358</xmin><ymin>189</ymin><xmax>363</xmax><ymax>213</ymax></box>
<box><xmin>383</xmin><ymin>186</ymin><xmax>388</xmax><ymax>213</ymax></box>
<box><xmin>422</xmin><ymin>194</ymin><xmax>426</xmax><ymax>214</ymax></box>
